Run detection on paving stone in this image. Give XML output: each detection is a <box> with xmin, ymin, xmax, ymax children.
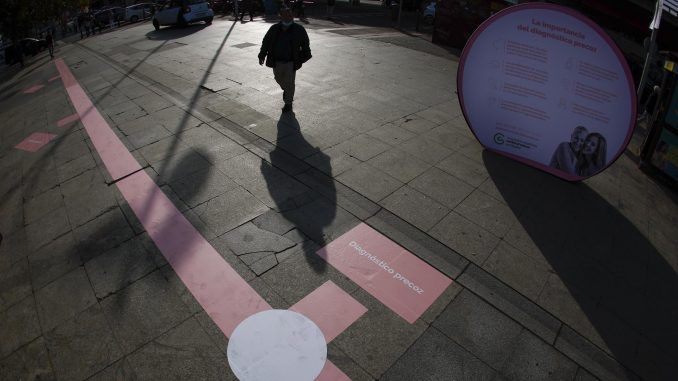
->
<box><xmin>367</xmin><ymin>123</ymin><xmax>416</xmax><ymax>146</ymax></box>
<box><xmin>296</xmin><ymin>168</ymin><xmax>381</xmax><ymax>221</ymax></box>
<box><xmin>247</xmin><ymin>277</ymin><xmax>290</xmax><ymax>310</ymax></box>
<box><xmin>109</xmin><ymin>104</ymin><xmax>148</xmax><ymax>126</ymax></box>
<box><xmin>482</xmin><ymin>242</ymin><xmax>551</xmax><ymax>301</ymax></box>
<box><xmin>126</xmin><ymin>317</ymin><xmax>235</xmax><ymax>381</ymax></box>
<box><xmin>0</xmin><ymin>296</ymin><xmax>41</xmax><ymax>358</ymax></box>
<box><xmin>157</xmin><ymin>264</ymin><xmax>203</xmax><ymax>314</ymax></box>
<box><xmin>398</xmin><ymin>136</ymin><xmax>453</xmax><ymax>165</ymax></box>
<box><xmin>381</xmin><ymin>327</ymin><xmax>496</xmax><ymax>381</ymax></box>
<box><xmin>168</xmin><ymin>167</ymin><xmax>238</xmax><ymax>208</ymax></box>
<box><xmin>73</xmin><ymin>207</ymin><xmax>135</xmax><ymax>262</ymax></box>
<box><xmin>337</xmin><ymin>162</ymin><xmax>403</xmax><ymax>202</ymax></box>
<box><xmin>336</xmin><ymin>134</ymin><xmax>391</xmax><ymax>161</ymax></box>
<box><xmin>25</xmin><ymin>206</ymin><xmax>71</xmax><ymax>252</ymax></box>
<box><xmin>87</xmin><ymin>358</ymin><xmax>138</xmax><ymax>381</ymax></box>
<box><xmin>0</xmin><ymin>337</ymin><xmax>55</xmax><ymax>381</ymax></box>
<box><xmin>433</xmin><ymin>289</ymin><xmax>523</xmax><ymax>368</ymax></box>
<box><xmin>429</xmin><ymin>211</ymin><xmax>500</xmax><ymax>266</ymax></box>
<box><xmin>416</xmin><ymin>107</ymin><xmax>454</xmax><ymax>125</ymax></box>
<box><xmin>100</xmin><ymin>270</ymin><xmax>193</xmax><ymax>355</ymax></box>
<box><xmin>260</xmin><ymin>243</ymin><xmax>358</xmax><ymax>304</ymax></box>
<box><xmin>192</xmin><ymin>187</ymin><xmax>268</xmax><ymax>236</ymax></box>
<box><xmin>56</xmin><ymin>153</ymin><xmax>97</xmax><ymax>183</ymax></box>
<box><xmin>151</xmin><ymin>106</ymin><xmax>202</xmax><ymax>133</ymax></box>
<box><xmin>23</xmin><ymin>187</ymin><xmax>64</xmax><ymax>225</ymax></box>
<box><xmin>133</xmin><ymin>94</ymin><xmax>172</xmax><ymax>114</ymax></box>
<box><xmin>381</xmin><ymin>186</ymin><xmax>450</xmax><ymax>232</ymax></box>
<box><xmin>0</xmin><ymin>228</ymin><xmax>28</xmax><ymax>268</ymax></box>
<box><xmin>333</xmin><ymin>289</ymin><xmax>428</xmax><ymax>378</ymax></box>
<box><xmin>458</xmin><ymin>264</ymin><xmax>562</xmax><ymax>345</ymax></box>
<box><xmin>0</xmin><ymin>258</ymin><xmax>31</xmax><ymax>313</ymax></box>
<box><xmin>366</xmin><ymin>209</ymin><xmax>468</xmax><ymax>280</ymax></box>
<box><xmin>393</xmin><ymin>114</ymin><xmax>438</xmax><ymax>134</ymax></box>
<box><xmin>35</xmin><ymin>266</ymin><xmax>97</xmax><ymax>332</ymax></box>
<box><xmin>44</xmin><ymin>303</ymin><xmax>123</xmax><ymax>381</ymax></box>
<box><xmin>126</xmin><ymin>124</ymin><xmax>173</xmax><ymax>149</ymax></box>
<box><xmin>249</xmin><ymin>254</ymin><xmax>279</xmax><ymax>275</ymax></box>
<box><xmin>60</xmin><ymin>169</ymin><xmax>118</xmax><ymax>227</ymax></box>
<box><xmin>410</xmin><ymin>167</ymin><xmax>475</xmax><ymax>209</ymax></box>
<box><xmin>252</xmin><ymin>209</ymin><xmax>295</xmax><ymax>236</ymax></box>
<box><xmin>137</xmin><ymin>136</ymin><xmax>191</xmax><ymax>164</ymax></box>
<box><xmin>501</xmin><ymin>330</ymin><xmax>579</xmax><ymax>381</ymax></box>
<box><xmin>247</xmin><ymin>139</ymin><xmax>311</xmax><ymax>176</ymax></box>
<box><xmin>327</xmin><ymin>342</ymin><xmax>376</xmax><ymax>381</ymax></box>
<box><xmin>85</xmin><ymin>236</ymin><xmax>159</xmax><ymax>299</ymax></box>
<box><xmin>278</xmin><ymin>196</ymin><xmax>359</xmax><ymax>246</ymax></box>
<box><xmin>455</xmin><ymin>190</ymin><xmax>521</xmax><ymax>238</ymax></box>
<box><xmin>151</xmin><ymin>150</ymin><xmax>213</xmax><ymax>183</ymax></box>
<box><xmin>116</xmin><ymin>114</ymin><xmax>163</xmax><ymax>136</ymax></box>
<box><xmin>575</xmin><ymin>367</ymin><xmax>600</xmax><ymax>381</ymax></box>
<box><xmin>221</xmin><ymin>222</ymin><xmax>296</xmax><ymax>256</ymax></box>
<box><xmin>306</xmin><ymin>146</ymin><xmax>361</xmax><ymax>176</ymax></box>
<box><xmin>424</xmin><ymin>124</ymin><xmax>475</xmax><ymax>152</ymax></box>
<box><xmin>28</xmin><ymin>233</ymin><xmax>82</xmax><ymax>290</ymax></box>
<box><xmin>368</xmin><ymin>148</ymin><xmax>431</xmax><ymax>183</ymax></box>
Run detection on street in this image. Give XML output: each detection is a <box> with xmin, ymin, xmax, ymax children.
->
<box><xmin>0</xmin><ymin>12</ymin><xmax>677</xmax><ymax>381</ymax></box>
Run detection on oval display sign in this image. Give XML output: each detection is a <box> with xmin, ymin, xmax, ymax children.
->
<box><xmin>457</xmin><ymin>3</ymin><xmax>636</xmax><ymax>181</ymax></box>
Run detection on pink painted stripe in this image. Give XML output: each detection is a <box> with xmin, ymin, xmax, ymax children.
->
<box><xmin>55</xmin><ymin>59</ymin><xmax>354</xmax><ymax>379</ymax></box>
<box><xmin>23</xmin><ymin>84</ymin><xmax>44</xmax><ymax>94</ymax></box>
<box><xmin>318</xmin><ymin>223</ymin><xmax>452</xmax><ymax>324</ymax></box>
<box><xmin>316</xmin><ymin>361</ymin><xmax>352</xmax><ymax>381</ymax></box>
<box><xmin>57</xmin><ymin>113</ymin><xmax>80</xmax><ymax>128</ymax></box>
<box><xmin>290</xmin><ymin>281</ymin><xmax>367</xmax><ymax>343</ymax></box>
<box><xmin>48</xmin><ymin>75</ymin><xmax>61</xmax><ymax>82</ymax></box>
<box><xmin>117</xmin><ymin>172</ymin><xmax>271</xmax><ymax>335</ymax></box>
<box><xmin>55</xmin><ymin>59</ymin><xmax>141</xmax><ymax>182</ymax></box>
<box><xmin>15</xmin><ymin>132</ymin><xmax>57</xmax><ymax>152</ymax></box>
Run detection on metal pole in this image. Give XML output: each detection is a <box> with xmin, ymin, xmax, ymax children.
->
<box><xmin>637</xmin><ymin>27</ymin><xmax>658</xmax><ymax>100</ymax></box>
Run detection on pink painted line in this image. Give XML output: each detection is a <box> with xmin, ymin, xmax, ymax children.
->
<box><xmin>290</xmin><ymin>281</ymin><xmax>367</xmax><ymax>343</ymax></box>
<box><xmin>57</xmin><ymin>113</ymin><xmax>80</xmax><ymax>128</ymax></box>
<box><xmin>15</xmin><ymin>132</ymin><xmax>57</xmax><ymax>152</ymax></box>
<box><xmin>117</xmin><ymin>171</ymin><xmax>271</xmax><ymax>335</ymax></box>
<box><xmin>54</xmin><ymin>60</ymin><xmax>359</xmax><ymax>381</ymax></box>
<box><xmin>318</xmin><ymin>223</ymin><xmax>452</xmax><ymax>324</ymax></box>
<box><xmin>48</xmin><ymin>75</ymin><xmax>61</xmax><ymax>82</ymax></box>
<box><xmin>23</xmin><ymin>84</ymin><xmax>44</xmax><ymax>94</ymax></box>
<box><xmin>316</xmin><ymin>360</ymin><xmax>352</xmax><ymax>381</ymax></box>
<box><xmin>55</xmin><ymin>59</ymin><xmax>141</xmax><ymax>182</ymax></box>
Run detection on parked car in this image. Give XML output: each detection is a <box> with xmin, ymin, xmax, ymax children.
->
<box><xmin>20</xmin><ymin>38</ymin><xmax>47</xmax><ymax>55</ymax></box>
<box><xmin>94</xmin><ymin>7</ymin><xmax>125</xmax><ymax>26</ymax></box>
<box><xmin>126</xmin><ymin>3</ymin><xmax>157</xmax><ymax>22</ymax></box>
<box><xmin>152</xmin><ymin>0</ymin><xmax>214</xmax><ymax>30</ymax></box>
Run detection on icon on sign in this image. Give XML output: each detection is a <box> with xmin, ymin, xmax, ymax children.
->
<box><xmin>494</xmin><ymin>133</ymin><xmax>505</xmax><ymax>144</ymax></box>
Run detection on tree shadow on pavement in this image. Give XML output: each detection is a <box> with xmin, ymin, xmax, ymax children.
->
<box><xmin>261</xmin><ymin>113</ymin><xmax>335</xmax><ymax>273</ymax></box>
<box><xmin>482</xmin><ymin>150</ymin><xmax>678</xmax><ymax>380</ymax></box>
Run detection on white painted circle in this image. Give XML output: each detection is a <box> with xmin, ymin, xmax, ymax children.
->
<box><xmin>227</xmin><ymin>310</ymin><xmax>327</xmax><ymax>381</ymax></box>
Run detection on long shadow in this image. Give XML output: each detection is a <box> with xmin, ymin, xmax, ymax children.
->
<box><xmin>145</xmin><ymin>24</ymin><xmax>209</xmax><ymax>40</ymax></box>
<box><xmin>261</xmin><ymin>113</ymin><xmax>336</xmax><ymax>273</ymax></box>
<box><xmin>482</xmin><ymin>150</ymin><xmax>678</xmax><ymax>380</ymax></box>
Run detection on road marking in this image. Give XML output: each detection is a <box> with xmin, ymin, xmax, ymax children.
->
<box><xmin>57</xmin><ymin>113</ymin><xmax>80</xmax><ymax>128</ymax></box>
<box><xmin>23</xmin><ymin>84</ymin><xmax>44</xmax><ymax>94</ymax></box>
<box><xmin>318</xmin><ymin>223</ymin><xmax>452</xmax><ymax>323</ymax></box>
<box><xmin>54</xmin><ymin>58</ymin><xmax>358</xmax><ymax>380</ymax></box>
<box><xmin>15</xmin><ymin>132</ymin><xmax>57</xmax><ymax>152</ymax></box>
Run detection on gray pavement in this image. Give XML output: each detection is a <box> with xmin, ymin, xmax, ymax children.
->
<box><xmin>0</xmin><ymin>12</ymin><xmax>677</xmax><ymax>381</ymax></box>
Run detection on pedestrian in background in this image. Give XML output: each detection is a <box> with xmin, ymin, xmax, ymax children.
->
<box><xmin>327</xmin><ymin>0</ymin><xmax>335</xmax><ymax>19</ymax></box>
<box><xmin>258</xmin><ymin>5</ymin><xmax>312</xmax><ymax>113</ymax></box>
<box><xmin>45</xmin><ymin>32</ymin><xmax>54</xmax><ymax>59</ymax></box>
<box><xmin>239</xmin><ymin>0</ymin><xmax>255</xmax><ymax>21</ymax></box>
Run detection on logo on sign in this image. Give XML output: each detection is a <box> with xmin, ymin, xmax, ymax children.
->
<box><xmin>494</xmin><ymin>133</ymin><xmax>505</xmax><ymax>144</ymax></box>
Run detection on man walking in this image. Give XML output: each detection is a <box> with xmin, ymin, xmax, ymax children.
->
<box><xmin>45</xmin><ymin>31</ymin><xmax>54</xmax><ymax>59</ymax></box>
<box><xmin>258</xmin><ymin>5</ymin><xmax>311</xmax><ymax>113</ymax></box>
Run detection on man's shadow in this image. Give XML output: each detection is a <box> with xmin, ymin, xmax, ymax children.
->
<box><xmin>261</xmin><ymin>113</ymin><xmax>336</xmax><ymax>273</ymax></box>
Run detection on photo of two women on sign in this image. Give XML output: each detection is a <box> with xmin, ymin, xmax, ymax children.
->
<box><xmin>550</xmin><ymin>126</ymin><xmax>608</xmax><ymax>176</ymax></box>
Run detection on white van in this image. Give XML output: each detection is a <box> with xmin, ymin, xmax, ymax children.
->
<box><xmin>152</xmin><ymin>0</ymin><xmax>214</xmax><ymax>30</ymax></box>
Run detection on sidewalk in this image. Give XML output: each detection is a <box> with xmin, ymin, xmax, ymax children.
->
<box><xmin>0</xmin><ymin>14</ymin><xmax>677</xmax><ymax>381</ymax></box>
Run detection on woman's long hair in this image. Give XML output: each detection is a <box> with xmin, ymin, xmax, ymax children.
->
<box><xmin>576</xmin><ymin>132</ymin><xmax>607</xmax><ymax>176</ymax></box>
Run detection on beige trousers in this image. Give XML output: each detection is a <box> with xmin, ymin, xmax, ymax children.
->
<box><xmin>273</xmin><ymin>62</ymin><xmax>296</xmax><ymax>105</ymax></box>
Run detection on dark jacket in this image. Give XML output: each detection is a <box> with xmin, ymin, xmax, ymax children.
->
<box><xmin>258</xmin><ymin>22</ymin><xmax>311</xmax><ymax>71</ymax></box>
